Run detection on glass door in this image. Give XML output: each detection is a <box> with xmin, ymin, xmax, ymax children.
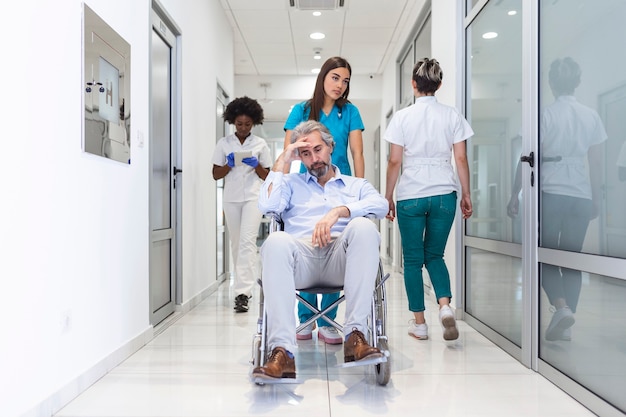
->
<box><xmin>463</xmin><ymin>0</ymin><xmax>526</xmax><ymax>362</ymax></box>
<box><xmin>464</xmin><ymin>1</ymin><xmax>626</xmax><ymax>415</ymax></box>
<box><xmin>537</xmin><ymin>1</ymin><xmax>626</xmax><ymax>415</ymax></box>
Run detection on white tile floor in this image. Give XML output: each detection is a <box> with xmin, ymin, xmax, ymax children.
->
<box><xmin>55</xmin><ymin>266</ymin><xmax>596</xmax><ymax>417</ymax></box>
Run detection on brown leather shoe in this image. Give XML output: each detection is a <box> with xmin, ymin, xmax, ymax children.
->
<box><xmin>252</xmin><ymin>347</ymin><xmax>296</xmax><ymax>379</ymax></box>
<box><xmin>344</xmin><ymin>328</ymin><xmax>383</xmax><ymax>363</ymax></box>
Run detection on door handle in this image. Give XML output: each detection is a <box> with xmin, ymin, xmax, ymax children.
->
<box><xmin>520</xmin><ymin>152</ymin><xmax>534</xmax><ymax>168</ymax></box>
<box><xmin>173</xmin><ymin>166</ymin><xmax>183</xmax><ymax>175</ymax></box>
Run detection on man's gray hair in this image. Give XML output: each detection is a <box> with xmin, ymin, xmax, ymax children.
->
<box><xmin>290</xmin><ymin>120</ymin><xmax>335</xmax><ymax>147</ymax></box>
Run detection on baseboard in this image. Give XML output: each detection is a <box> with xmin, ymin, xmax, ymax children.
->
<box><xmin>178</xmin><ymin>277</ymin><xmax>225</xmax><ymax>314</ymax></box>
<box><xmin>21</xmin><ymin>326</ymin><xmax>153</xmax><ymax>417</ymax></box>
<box><xmin>21</xmin><ymin>277</ymin><xmax>226</xmax><ymax>417</ymax></box>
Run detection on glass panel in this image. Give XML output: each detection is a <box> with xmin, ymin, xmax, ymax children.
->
<box><xmin>150</xmin><ymin>30</ymin><xmax>171</xmax><ymax>230</ymax></box>
<box><xmin>399</xmin><ymin>46</ymin><xmax>414</xmax><ymax>108</ymax></box>
<box><xmin>414</xmin><ymin>16</ymin><xmax>431</xmax><ymax>69</ymax></box>
<box><xmin>465</xmin><ymin>0</ymin><xmax>522</xmax><ymax>243</ymax></box>
<box><xmin>539</xmin><ymin>0</ymin><xmax>626</xmax><ymax>258</ymax></box>
<box><xmin>150</xmin><ymin>240</ymin><xmax>172</xmax><ymax>312</ymax></box>
<box><xmin>216</xmin><ymin>93</ymin><xmax>227</xmax><ymax>278</ymax></box>
<box><xmin>467</xmin><ymin>248</ymin><xmax>522</xmax><ymax>347</ymax></box>
<box><xmin>539</xmin><ymin>265</ymin><xmax>626</xmax><ymax>412</ymax></box>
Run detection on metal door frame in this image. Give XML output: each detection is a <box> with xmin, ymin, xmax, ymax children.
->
<box><xmin>216</xmin><ymin>84</ymin><xmax>230</xmax><ymax>283</ymax></box>
<box><xmin>149</xmin><ymin>1</ymin><xmax>182</xmax><ymax>325</ymax></box>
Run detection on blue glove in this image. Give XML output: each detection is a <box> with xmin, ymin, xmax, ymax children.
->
<box><xmin>242</xmin><ymin>156</ymin><xmax>259</xmax><ymax>168</ymax></box>
<box><xmin>226</xmin><ymin>152</ymin><xmax>235</xmax><ymax>168</ymax></box>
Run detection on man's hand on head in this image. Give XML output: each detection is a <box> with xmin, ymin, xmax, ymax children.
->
<box><xmin>285</xmin><ymin>138</ymin><xmax>312</xmax><ymax>163</ymax></box>
<box><xmin>273</xmin><ymin>138</ymin><xmax>313</xmax><ymax>173</ymax></box>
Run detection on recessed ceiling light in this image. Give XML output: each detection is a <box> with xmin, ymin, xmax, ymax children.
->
<box><xmin>310</xmin><ymin>32</ymin><xmax>325</xmax><ymax>40</ymax></box>
<box><xmin>482</xmin><ymin>32</ymin><xmax>498</xmax><ymax>39</ymax></box>
<box><xmin>312</xmin><ymin>11</ymin><xmax>321</xmax><ymax>16</ymax></box>
<box><xmin>508</xmin><ymin>10</ymin><xmax>517</xmax><ymax>16</ymax></box>
<box><xmin>311</xmin><ymin>68</ymin><xmax>320</xmax><ymax>74</ymax></box>
<box><xmin>314</xmin><ymin>55</ymin><xmax>321</xmax><ymax>60</ymax></box>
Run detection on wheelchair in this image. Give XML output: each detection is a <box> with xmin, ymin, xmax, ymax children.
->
<box><xmin>250</xmin><ymin>213</ymin><xmax>391</xmax><ymax>386</ymax></box>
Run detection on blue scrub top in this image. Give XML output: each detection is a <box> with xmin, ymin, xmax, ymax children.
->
<box><xmin>284</xmin><ymin>101</ymin><xmax>364</xmax><ymax>176</ymax></box>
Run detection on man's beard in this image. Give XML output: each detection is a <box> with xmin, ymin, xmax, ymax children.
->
<box><xmin>308</xmin><ymin>162</ymin><xmax>330</xmax><ymax>178</ymax></box>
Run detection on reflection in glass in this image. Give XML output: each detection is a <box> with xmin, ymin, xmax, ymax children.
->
<box><xmin>539</xmin><ymin>57</ymin><xmax>607</xmax><ymax>256</ymax></box>
<box><xmin>465</xmin><ymin>0</ymin><xmax>522</xmax><ymax>243</ymax></box>
<box><xmin>539</xmin><ymin>2</ymin><xmax>626</xmax><ymax>413</ymax></box>
<box><xmin>467</xmin><ymin>248</ymin><xmax>522</xmax><ymax>347</ymax></box>
<box><xmin>601</xmin><ymin>85</ymin><xmax>626</xmax><ymax>258</ymax></box>
<box><xmin>539</xmin><ymin>0</ymin><xmax>626</xmax><ymax>260</ymax></box>
<box><xmin>538</xmin><ymin>58</ymin><xmax>607</xmax><ymax>336</ymax></box>
<box><xmin>539</xmin><ymin>265</ymin><xmax>626</xmax><ymax>412</ymax></box>
<box><xmin>464</xmin><ymin>0</ymin><xmax>524</xmax><ymax>358</ymax></box>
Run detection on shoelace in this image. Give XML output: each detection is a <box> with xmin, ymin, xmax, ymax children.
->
<box><xmin>267</xmin><ymin>349</ymin><xmax>285</xmax><ymax>363</ymax></box>
<box><xmin>350</xmin><ymin>328</ymin><xmax>366</xmax><ymax>345</ymax></box>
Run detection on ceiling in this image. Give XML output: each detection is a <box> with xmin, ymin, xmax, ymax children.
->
<box><xmin>220</xmin><ymin>0</ymin><xmax>413</xmax><ymax>76</ymax></box>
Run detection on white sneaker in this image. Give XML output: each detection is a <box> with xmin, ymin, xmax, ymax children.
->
<box><xmin>318</xmin><ymin>326</ymin><xmax>343</xmax><ymax>344</ymax></box>
<box><xmin>561</xmin><ymin>327</ymin><xmax>572</xmax><ymax>341</ymax></box>
<box><xmin>296</xmin><ymin>322</ymin><xmax>314</xmax><ymax>340</ymax></box>
<box><xmin>439</xmin><ymin>305</ymin><xmax>459</xmax><ymax>341</ymax></box>
<box><xmin>545</xmin><ymin>307</ymin><xmax>575</xmax><ymax>341</ymax></box>
<box><xmin>408</xmin><ymin>320</ymin><xmax>429</xmax><ymax>340</ymax></box>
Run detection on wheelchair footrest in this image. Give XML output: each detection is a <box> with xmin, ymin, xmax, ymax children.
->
<box><xmin>250</xmin><ymin>376</ymin><xmax>303</xmax><ymax>385</ymax></box>
<box><xmin>336</xmin><ymin>355</ymin><xmax>388</xmax><ymax>368</ymax></box>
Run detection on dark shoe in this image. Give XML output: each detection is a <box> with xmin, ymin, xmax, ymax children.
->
<box><xmin>234</xmin><ymin>294</ymin><xmax>249</xmax><ymax>313</ymax></box>
<box><xmin>344</xmin><ymin>328</ymin><xmax>382</xmax><ymax>363</ymax></box>
<box><xmin>252</xmin><ymin>347</ymin><xmax>296</xmax><ymax>379</ymax></box>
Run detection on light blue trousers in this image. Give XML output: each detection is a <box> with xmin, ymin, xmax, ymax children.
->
<box><xmin>260</xmin><ymin>217</ymin><xmax>380</xmax><ymax>353</ymax></box>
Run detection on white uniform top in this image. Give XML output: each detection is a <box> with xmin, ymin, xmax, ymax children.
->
<box><xmin>540</xmin><ymin>96</ymin><xmax>607</xmax><ymax>199</ymax></box>
<box><xmin>383</xmin><ymin>96</ymin><xmax>473</xmax><ymax>201</ymax></box>
<box><xmin>212</xmin><ymin>133</ymin><xmax>272</xmax><ymax>203</ymax></box>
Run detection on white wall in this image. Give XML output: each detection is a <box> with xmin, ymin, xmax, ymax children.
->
<box><xmin>1</xmin><ymin>1</ymin><xmax>232</xmax><ymax>416</ymax></box>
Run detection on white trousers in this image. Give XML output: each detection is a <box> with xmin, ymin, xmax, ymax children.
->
<box><xmin>260</xmin><ymin>217</ymin><xmax>381</xmax><ymax>353</ymax></box>
<box><xmin>223</xmin><ymin>200</ymin><xmax>262</xmax><ymax>297</ymax></box>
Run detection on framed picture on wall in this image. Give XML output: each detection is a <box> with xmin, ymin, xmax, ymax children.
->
<box><xmin>82</xmin><ymin>3</ymin><xmax>131</xmax><ymax>164</ymax></box>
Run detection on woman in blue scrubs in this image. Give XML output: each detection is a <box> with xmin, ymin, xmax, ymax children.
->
<box><xmin>283</xmin><ymin>56</ymin><xmax>365</xmax><ymax>344</ymax></box>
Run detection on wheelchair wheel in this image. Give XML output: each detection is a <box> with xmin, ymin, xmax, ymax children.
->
<box><xmin>251</xmin><ymin>334</ymin><xmax>262</xmax><ymax>368</ymax></box>
<box><xmin>375</xmin><ymin>339</ymin><xmax>391</xmax><ymax>385</ymax></box>
<box><xmin>375</xmin><ymin>265</ymin><xmax>388</xmax><ymax>336</ymax></box>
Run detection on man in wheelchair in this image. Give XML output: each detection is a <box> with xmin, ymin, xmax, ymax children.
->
<box><xmin>253</xmin><ymin>120</ymin><xmax>388</xmax><ymax>380</ymax></box>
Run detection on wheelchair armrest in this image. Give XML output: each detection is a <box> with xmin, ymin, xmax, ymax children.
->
<box><xmin>267</xmin><ymin>212</ymin><xmax>376</xmax><ymax>234</ymax></box>
<box><xmin>266</xmin><ymin>211</ymin><xmax>284</xmax><ymax>232</ymax></box>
